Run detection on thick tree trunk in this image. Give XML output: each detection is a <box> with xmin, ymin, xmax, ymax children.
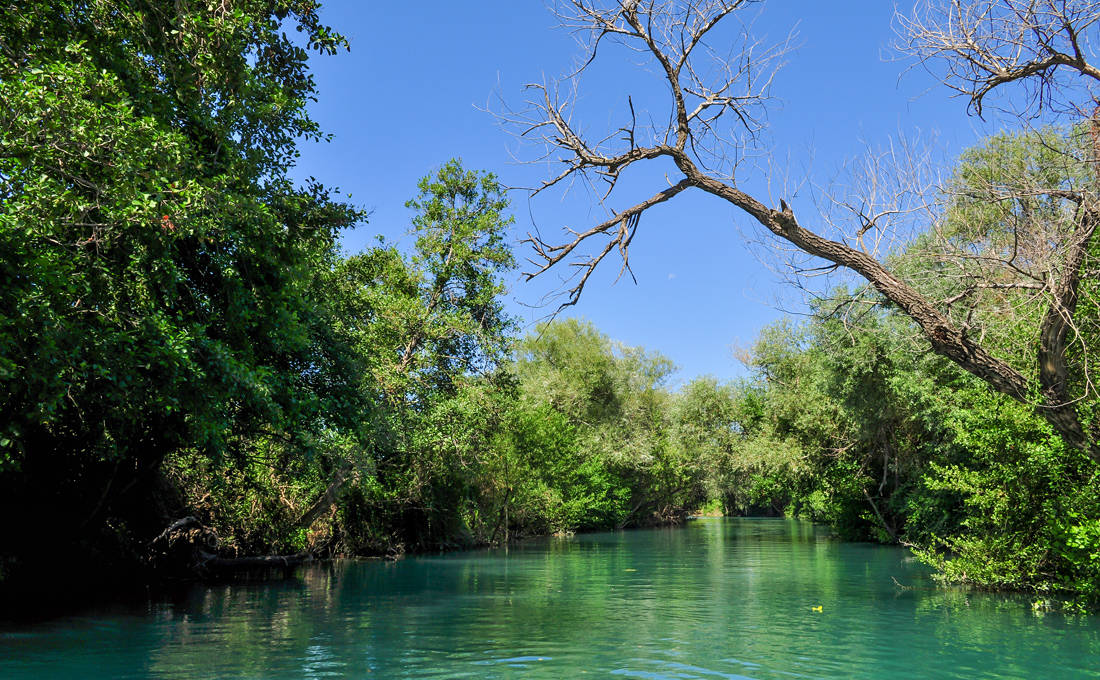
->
<box><xmin>295</xmin><ymin>464</ymin><xmax>352</xmax><ymax>531</ymax></box>
<box><xmin>685</xmin><ymin>169</ymin><xmax>1100</xmax><ymax>464</ymax></box>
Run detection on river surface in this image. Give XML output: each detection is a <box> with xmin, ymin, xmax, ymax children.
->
<box><xmin>2</xmin><ymin>518</ymin><xmax>1099</xmax><ymax>679</ymax></box>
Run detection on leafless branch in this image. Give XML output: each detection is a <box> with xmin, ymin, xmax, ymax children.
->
<box><xmin>501</xmin><ymin>0</ymin><xmax>1100</xmax><ymax>461</ymax></box>
<box><xmin>899</xmin><ymin>0</ymin><xmax>1100</xmax><ymax>117</ymax></box>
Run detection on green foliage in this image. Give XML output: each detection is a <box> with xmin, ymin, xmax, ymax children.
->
<box><xmin>911</xmin><ymin>389</ymin><xmax>1100</xmax><ymax>599</ymax></box>
<box><xmin>321</xmin><ymin>160</ymin><xmax>518</xmax><ymax>551</ymax></box>
<box><xmin>511</xmin><ymin>319</ymin><xmax>711</xmax><ymax>530</ymax></box>
<box><xmin>897</xmin><ymin>127</ymin><xmax>1095</xmax><ymax>380</ymax></box>
<box><xmin>0</xmin><ymin>0</ymin><xmax>368</xmax><ymax>579</ymax></box>
<box><xmin>729</xmin><ymin>291</ymin><xmax>1100</xmax><ymax>602</ymax></box>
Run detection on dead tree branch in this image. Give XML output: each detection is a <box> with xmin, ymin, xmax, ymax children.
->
<box><xmin>504</xmin><ymin>0</ymin><xmax>1100</xmax><ymax>462</ymax></box>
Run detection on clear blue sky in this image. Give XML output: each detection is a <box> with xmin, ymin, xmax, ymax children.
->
<box><xmin>294</xmin><ymin>1</ymin><xmax>998</xmax><ymax>385</ymax></box>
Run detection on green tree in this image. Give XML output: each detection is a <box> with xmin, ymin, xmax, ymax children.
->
<box><xmin>0</xmin><ymin>1</ymin><xmax>365</xmax><ymax>581</ymax></box>
<box><xmin>515</xmin><ymin>319</ymin><xmax>702</xmax><ymax>528</ymax></box>
<box><xmin>329</xmin><ymin>160</ymin><xmax>517</xmax><ymax>550</ymax></box>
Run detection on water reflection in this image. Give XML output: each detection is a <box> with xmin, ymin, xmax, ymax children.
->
<box><xmin>1</xmin><ymin>519</ymin><xmax>1098</xmax><ymax>679</ymax></box>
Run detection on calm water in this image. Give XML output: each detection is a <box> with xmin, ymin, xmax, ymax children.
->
<box><xmin>2</xmin><ymin>518</ymin><xmax>1099</xmax><ymax>679</ymax></box>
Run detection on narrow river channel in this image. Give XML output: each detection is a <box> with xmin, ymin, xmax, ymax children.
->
<box><xmin>2</xmin><ymin>518</ymin><xmax>1098</xmax><ymax>678</ymax></box>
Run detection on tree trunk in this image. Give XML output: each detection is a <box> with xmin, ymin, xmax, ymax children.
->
<box><xmin>295</xmin><ymin>465</ymin><xmax>352</xmax><ymax>531</ymax></box>
<box><xmin>685</xmin><ymin>168</ymin><xmax>1100</xmax><ymax>465</ymax></box>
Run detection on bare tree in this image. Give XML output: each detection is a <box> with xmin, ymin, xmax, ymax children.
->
<box><xmin>898</xmin><ymin>0</ymin><xmax>1100</xmax><ymax>118</ymax></box>
<box><xmin>506</xmin><ymin>0</ymin><xmax>1100</xmax><ymax>462</ymax></box>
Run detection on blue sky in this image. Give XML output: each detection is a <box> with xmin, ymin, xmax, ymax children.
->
<box><xmin>295</xmin><ymin>1</ymin><xmax>1000</xmax><ymax>384</ymax></box>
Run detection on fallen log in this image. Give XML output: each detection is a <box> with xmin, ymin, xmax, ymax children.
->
<box><xmin>197</xmin><ymin>551</ymin><xmax>313</xmax><ymax>572</ymax></box>
<box><xmin>150</xmin><ymin>517</ymin><xmax>314</xmax><ymax>576</ymax></box>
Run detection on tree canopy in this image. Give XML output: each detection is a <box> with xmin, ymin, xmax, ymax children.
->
<box><xmin>0</xmin><ymin>0</ymin><xmax>365</xmax><ymax>578</ymax></box>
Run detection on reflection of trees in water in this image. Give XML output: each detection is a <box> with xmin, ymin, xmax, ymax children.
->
<box><xmin>138</xmin><ymin>521</ymin><xmax>1100</xmax><ymax>678</ymax></box>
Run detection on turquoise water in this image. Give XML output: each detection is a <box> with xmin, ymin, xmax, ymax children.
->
<box><xmin>2</xmin><ymin>518</ymin><xmax>1098</xmax><ymax>678</ymax></box>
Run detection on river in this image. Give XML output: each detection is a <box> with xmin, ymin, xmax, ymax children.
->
<box><xmin>1</xmin><ymin>518</ymin><xmax>1098</xmax><ymax>678</ymax></box>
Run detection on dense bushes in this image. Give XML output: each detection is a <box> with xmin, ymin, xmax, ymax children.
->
<box><xmin>723</xmin><ymin>296</ymin><xmax>1100</xmax><ymax>603</ymax></box>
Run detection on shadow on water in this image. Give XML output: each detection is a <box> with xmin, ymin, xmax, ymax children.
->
<box><xmin>1</xmin><ymin>519</ymin><xmax>1098</xmax><ymax>679</ymax></box>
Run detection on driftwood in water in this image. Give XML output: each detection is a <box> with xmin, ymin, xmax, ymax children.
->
<box><xmin>149</xmin><ymin>516</ymin><xmax>312</xmax><ymax>576</ymax></box>
<box><xmin>197</xmin><ymin>551</ymin><xmax>312</xmax><ymax>572</ymax></box>
<box><xmin>148</xmin><ymin>516</ymin><xmax>218</xmax><ymax>573</ymax></box>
